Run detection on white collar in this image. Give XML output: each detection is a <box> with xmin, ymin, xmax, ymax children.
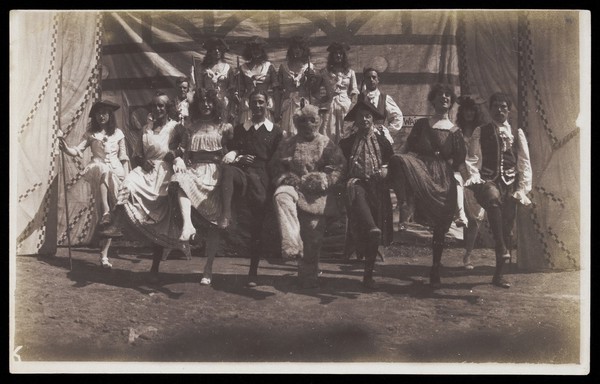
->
<box><xmin>493</xmin><ymin>120</ymin><xmax>511</xmax><ymax>130</ymax></box>
<box><xmin>364</xmin><ymin>89</ymin><xmax>380</xmax><ymax>99</ymax></box>
<box><xmin>243</xmin><ymin>118</ymin><xmax>273</xmax><ymax>132</ymax></box>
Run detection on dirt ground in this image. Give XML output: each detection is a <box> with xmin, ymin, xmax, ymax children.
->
<box><xmin>10</xmin><ymin>239</ymin><xmax>583</xmax><ymax>372</ymax></box>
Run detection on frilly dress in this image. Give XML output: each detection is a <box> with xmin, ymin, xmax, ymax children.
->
<box><xmin>318</xmin><ymin>67</ymin><xmax>358</xmax><ymax>143</ymax></box>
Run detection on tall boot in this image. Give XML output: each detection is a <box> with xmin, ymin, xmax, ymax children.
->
<box><xmin>492</xmin><ymin>253</ymin><xmax>511</xmax><ymax>288</ymax></box>
<box><xmin>149</xmin><ymin>245</ymin><xmax>163</xmax><ymax>283</ymax></box>
<box><xmin>362</xmin><ymin>228</ymin><xmax>380</xmax><ymax>289</ymax></box>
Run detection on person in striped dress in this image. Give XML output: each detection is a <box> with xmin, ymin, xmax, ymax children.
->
<box><xmin>170</xmin><ymin>88</ymin><xmax>234</xmax><ymax>285</ymax></box>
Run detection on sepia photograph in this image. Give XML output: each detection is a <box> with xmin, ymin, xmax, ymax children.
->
<box><xmin>9</xmin><ymin>9</ymin><xmax>590</xmax><ymax>374</ymax></box>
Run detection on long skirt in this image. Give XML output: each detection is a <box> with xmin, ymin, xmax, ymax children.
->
<box><xmin>116</xmin><ymin>160</ymin><xmax>183</xmax><ymax>249</ymax></box>
<box><xmin>392</xmin><ymin>153</ymin><xmax>456</xmax><ymax>227</ymax></box>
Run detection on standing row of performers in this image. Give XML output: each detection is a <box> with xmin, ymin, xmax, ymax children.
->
<box><xmin>174</xmin><ymin>36</ymin><xmax>402</xmax><ymax>144</ymax></box>
<box><xmin>58</xmin><ymin>37</ymin><xmax>532</xmax><ymax>291</ymax></box>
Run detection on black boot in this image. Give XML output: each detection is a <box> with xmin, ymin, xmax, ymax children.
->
<box><xmin>492</xmin><ymin>254</ymin><xmax>511</xmax><ymax>288</ymax></box>
<box><xmin>362</xmin><ymin>231</ymin><xmax>380</xmax><ymax>289</ymax></box>
<box><xmin>363</xmin><ymin>255</ymin><xmax>376</xmax><ymax>289</ymax></box>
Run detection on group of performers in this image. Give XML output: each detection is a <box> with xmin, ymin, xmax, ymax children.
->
<box><xmin>58</xmin><ymin>36</ymin><xmax>532</xmax><ymax>290</ymax></box>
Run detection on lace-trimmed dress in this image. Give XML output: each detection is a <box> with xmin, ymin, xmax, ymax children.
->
<box><xmin>117</xmin><ymin>119</ymin><xmax>186</xmax><ymax>249</ymax></box>
<box><xmin>171</xmin><ymin>121</ymin><xmax>233</xmax><ymax>225</ymax></box>
<box><xmin>73</xmin><ymin>128</ymin><xmax>129</xmax><ymax>220</ymax></box>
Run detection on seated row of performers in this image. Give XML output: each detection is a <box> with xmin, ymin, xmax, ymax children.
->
<box><xmin>60</xmin><ymin>81</ymin><xmax>531</xmax><ymax>290</ymax></box>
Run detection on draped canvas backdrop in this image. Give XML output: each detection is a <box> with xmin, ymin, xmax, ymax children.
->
<box><xmin>11</xmin><ymin>10</ymin><xmax>584</xmax><ymax>271</ymax></box>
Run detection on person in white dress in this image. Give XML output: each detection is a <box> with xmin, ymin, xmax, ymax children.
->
<box><xmin>316</xmin><ymin>42</ymin><xmax>358</xmax><ymax>143</ymax></box>
<box><xmin>58</xmin><ymin>100</ymin><xmax>129</xmax><ymax>268</ymax></box>
<box><xmin>276</xmin><ymin>35</ymin><xmax>319</xmax><ymax>137</ymax></box>
<box><xmin>114</xmin><ymin>92</ymin><xmax>188</xmax><ymax>254</ymax></box>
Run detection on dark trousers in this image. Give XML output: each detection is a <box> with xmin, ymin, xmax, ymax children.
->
<box><xmin>469</xmin><ymin>180</ymin><xmax>516</xmax><ymax>278</ymax></box>
<box><xmin>220</xmin><ymin>164</ymin><xmax>268</xmax><ymax>277</ymax></box>
<box><xmin>470</xmin><ymin>180</ymin><xmax>516</xmax><ymax>256</ymax></box>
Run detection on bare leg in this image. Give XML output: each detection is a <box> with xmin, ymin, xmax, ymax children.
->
<box><xmin>100</xmin><ymin>182</ymin><xmax>110</xmax><ymax>215</ymax></box>
<box><xmin>463</xmin><ymin>219</ymin><xmax>480</xmax><ymax>269</ymax></box>
<box><xmin>99</xmin><ymin>238</ymin><xmax>112</xmax><ymax>268</ymax></box>
<box><xmin>218</xmin><ymin>165</ymin><xmax>239</xmax><ymax>229</ymax></box>
<box><xmin>455</xmin><ymin>181</ymin><xmax>468</xmax><ymax>227</ymax></box>
<box><xmin>201</xmin><ymin>227</ymin><xmax>220</xmax><ymax>285</ymax></box>
<box><xmin>178</xmin><ymin>189</ymin><xmax>196</xmax><ymax>241</ymax></box>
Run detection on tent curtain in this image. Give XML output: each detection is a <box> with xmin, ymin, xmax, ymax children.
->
<box><xmin>515</xmin><ymin>12</ymin><xmax>580</xmax><ymax>270</ymax></box>
<box><xmin>461</xmin><ymin>10</ymin><xmax>580</xmax><ymax>270</ymax></box>
<box><xmin>13</xmin><ymin>11</ymin><xmax>103</xmax><ymax>254</ymax></box>
<box><xmin>12</xmin><ymin>11</ymin><xmax>582</xmax><ymax>272</ymax></box>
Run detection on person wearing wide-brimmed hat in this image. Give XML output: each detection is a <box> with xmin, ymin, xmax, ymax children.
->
<box><xmin>233</xmin><ymin>36</ymin><xmax>279</xmax><ymax>126</ymax></box>
<box><xmin>315</xmin><ymin>41</ymin><xmax>359</xmax><ymax>143</ymax></box>
<box><xmin>338</xmin><ymin>99</ymin><xmax>394</xmax><ymax>289</ymax></box>
<box><xmin>275</xmin><ymin>35</ymin><xmax>321</xmax><ymax>137</ymax></box>
<box><xmin>58</xmin><ymin>99</ymin><xmax>130</xmax><ymax>268</ymax></box>
<box><xmin>193</xmin><ymin>37</ymin><xmax>235</xmax><ymax>123</ymax></box>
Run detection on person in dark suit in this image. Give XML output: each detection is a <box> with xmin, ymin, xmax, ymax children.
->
<box><xmin>220</xmin><ymin>89</ymin><xmax>284</xmax><ymax>287</ymax></box>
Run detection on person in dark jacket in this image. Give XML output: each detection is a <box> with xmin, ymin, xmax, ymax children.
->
<box><xmin>220</xmin><ymin>89</ymin><xmax>284</xmax><ymax>287</ymax></box>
